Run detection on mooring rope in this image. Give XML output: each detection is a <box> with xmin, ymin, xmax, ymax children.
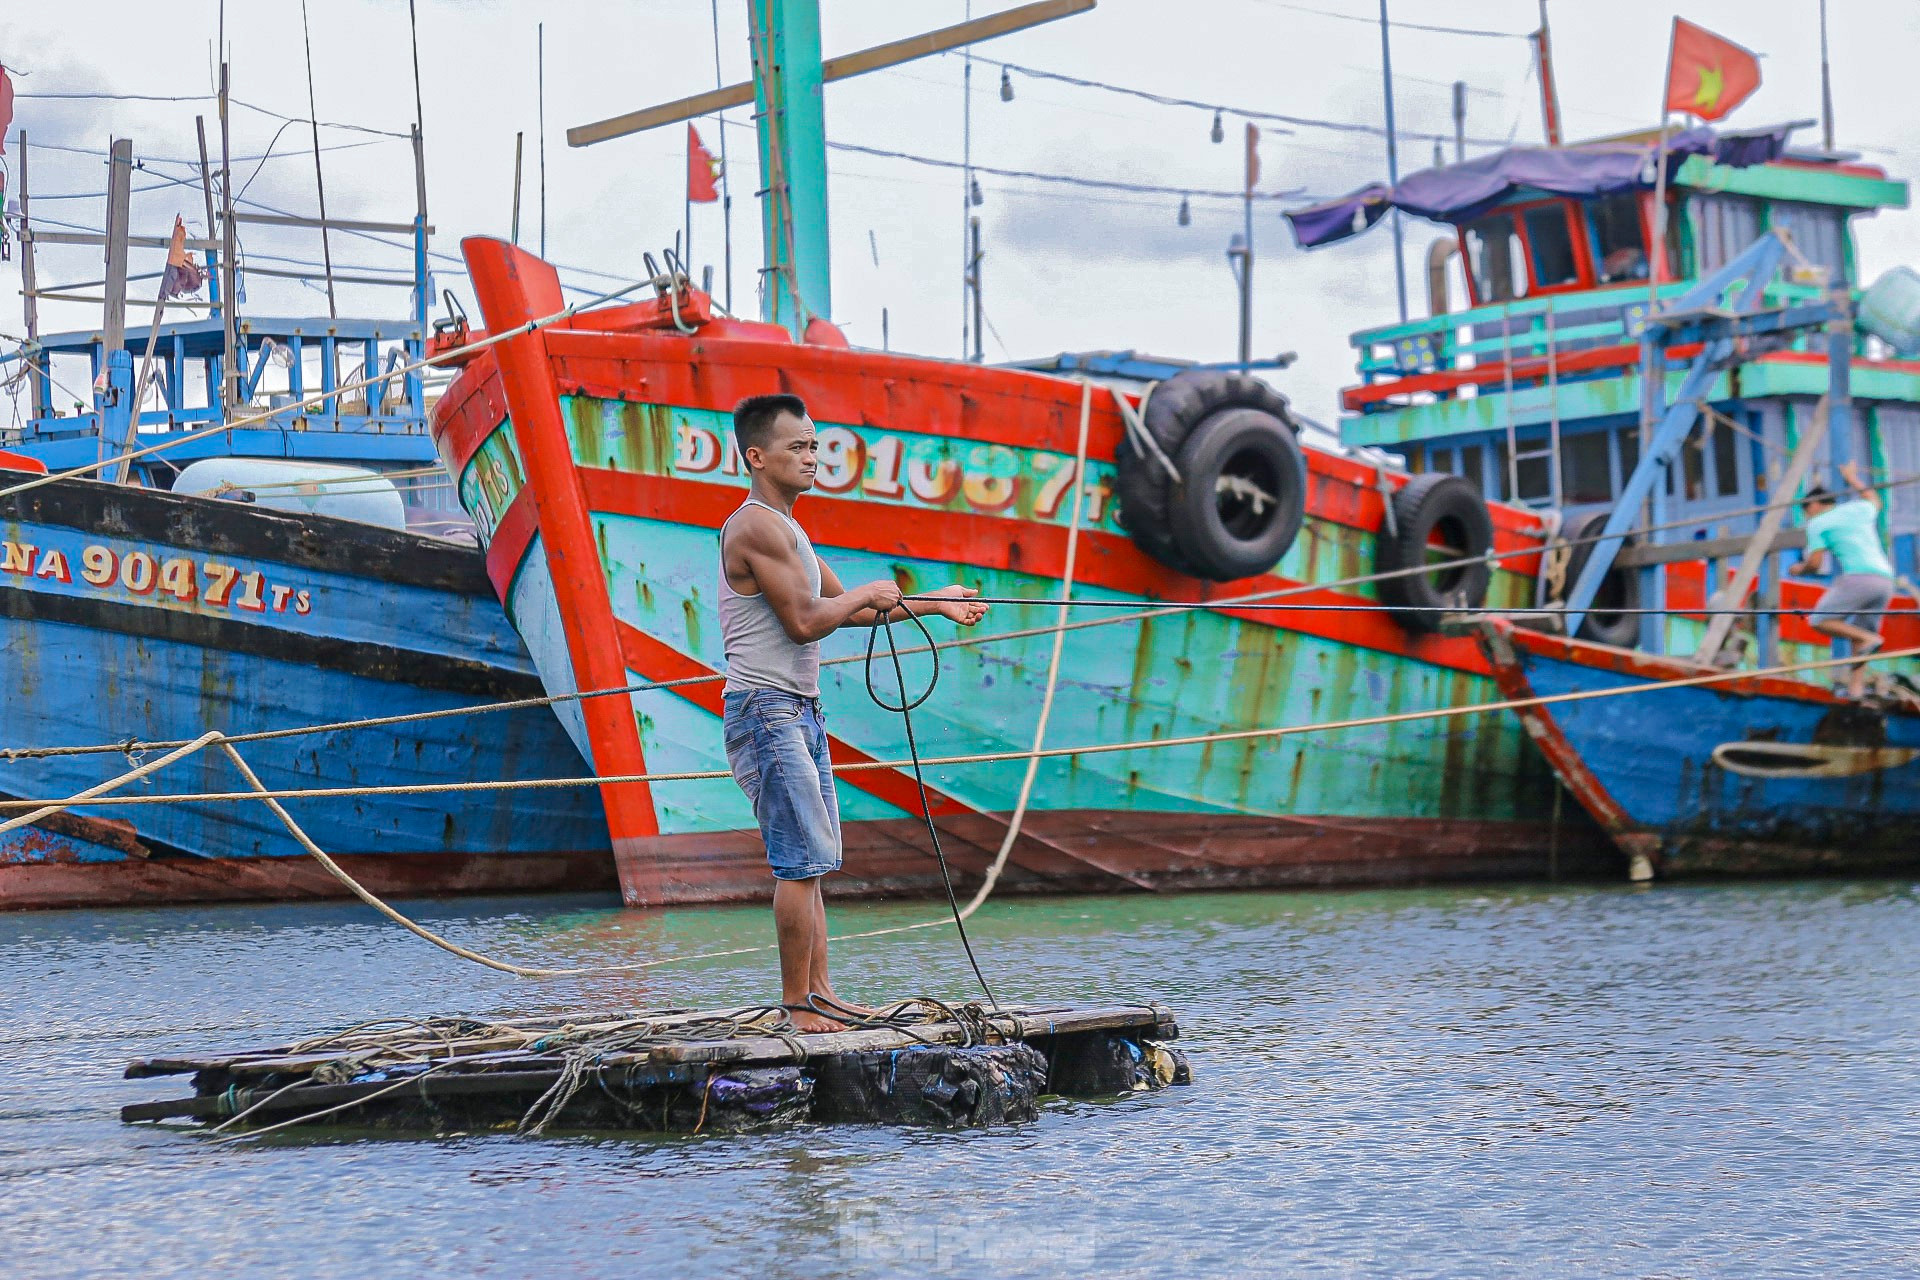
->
<box><xmin>15</xmin><ymin>468</ymin><xmax>1920</xmax><ymax>771</ymax></box>
<box><xmin>7</xmin><ymin>643</ymin><xmax>1914</xmax><ymax>813</ymax></box>
<box><xmin>10</xmin><ymin>468</ymin><xmax>1919</xmax><ymax>767</ymax></box>
<box><xmin>15</xmin><ymin>643</ymin><xmax>1908</xmax><ymax>986</ymax></box>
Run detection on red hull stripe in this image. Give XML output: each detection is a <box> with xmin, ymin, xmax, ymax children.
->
<box><xmin>463</xmin><ymin>238</ymin><xmax>662</xmax><ymax>848</ymax></box>
<box><xmin>434</xmin><ymin>362</ymin><xmax>512</xmax><ymax>479</ymax></box>
<box><xmin>432</xmin><ymin>333</ymin><xmax>1544</xmax><ymax>544</ymax></box>
<box><xmin>1478</xmin><ymin>632</ymin><xmax>1635</xmax><ymax>832</ymax></box>
<box><xmin>1344</xmin><ymin>341</ymin><xmax>1709</xmax><ymax>410</ymax></box>
<box><xmin>576</xmin><ymin>467</ymin><xmax>1496</xmax><ymax>675</ymax></box>
<box><xmin>612</xmin><ymin>618</ymin><xmax>972</xmax><ymax>819</ymax></box>
<box><xmin>485</xmin><ymin>488</ymin><xmax>540</xmax><ymax>599</ymax></box>
<box><xmin>1662</xmin><ymin>558</ymin><xmax>1919</xmax><ymax>651</ymax></box>
<box><xmin>1499</xmin><ymin>621</ymin><xmax>1860</xmax><ymax>706</ymax></box>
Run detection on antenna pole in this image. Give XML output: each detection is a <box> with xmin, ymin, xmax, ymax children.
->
<box><xmin>1452</xmin><ymin>80</ymin><xmax>1466</xmax><ymax>163</ymax></box>
<box><xmin>100</xmin><ymin>138</ymin><xmax>135</xmax><ymax>478</ymax></box>
<box><xmin>961</xmin><ymin>0</ymin><xmax>974</xmax><ymax>359</ymax></box>
<box><xmin>968</xmin><ymin>215</ymin><xmax>983</xmax><ymax>363</ymax></box>
<box><xmin>410</xmin><ymin>123</ymin><xmax>429</xmax><ymax>418</ymax></box>
<box><xmin>512</xmin><ymin>131</ymin><xmax>524</xmax><ymax>244</ymax></box>
<box><xmin>1379</xmin><ymin>0</ymin><xmax>1408</xmax><ymax>324</ymax></box>
<box><xmin>1532</xmin><ymin>0</ymin><xmax>1563</xmax><ymax>146</ymax></box>
<box><xmin>299</xmin><ymin>0</ymin><xmax>337</xmax><ymax>318</ymax></box>
<box><xmin>18</xmin><ymin>130</ymin><xmax>46</xmax><ymax>417</ymax></box>
<box><xmin>218</xmin><ymin>62</ymin><xmax>239</xmax><ymax>416</ymax></box>
<box><xmin>539</xmin><ymin>21</ymin><xmax>549</xmax><ymax>256</ymax></box>
<box><xmin>708</xmin><ymin>1</ymin><xmax>733</xmax><ymax>310</ymax></box>
<box><xmin>1819</xmin><ymin>0</ymin><xmax>1835</xmax><ymax>152</ymax></box>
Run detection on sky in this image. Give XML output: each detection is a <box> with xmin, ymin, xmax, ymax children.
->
<box><xmin>3</xmin><ymin>0</ymin><xmax>1920</xmax><ymax>429</ymax></box>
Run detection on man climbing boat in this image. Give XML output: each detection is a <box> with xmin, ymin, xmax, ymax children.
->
<box><xmin>1794</xmin><ymin>462</ymin><xmax>1894</xmax><ymax>698</ymax></box>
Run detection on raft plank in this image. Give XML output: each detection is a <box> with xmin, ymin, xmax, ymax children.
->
<box><xmin>122</xmin><ymin>1002</ymin><xmax>1184</xmax><ymax>1131</ymax></box>
<box><xmin>597</xmin><ymin>1004</ymin><xmax>1174</xmax><ymax>1068</ymax></box>
<box><xmin>124</xmin><ymin>1004</ymin><xmax>1173</xmax><ymax>1081</ymax></box>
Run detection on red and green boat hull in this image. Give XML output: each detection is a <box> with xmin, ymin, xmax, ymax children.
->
<box><xmin>433</xmin><ymin>239</ymin><xmax>1611</xmax><ymax>906</ymax></box>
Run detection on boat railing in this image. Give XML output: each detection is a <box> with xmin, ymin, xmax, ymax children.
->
<box><xmin>1346</xmin><ymin>278</ymin><xmax>1833</xmax><ymax>401</ymax></box>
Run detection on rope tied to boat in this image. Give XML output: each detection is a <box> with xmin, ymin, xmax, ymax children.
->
<box><xmin>10</xmin><ymin>469</ymin><xmax>1920</xmax><ymax>767</ymax></box>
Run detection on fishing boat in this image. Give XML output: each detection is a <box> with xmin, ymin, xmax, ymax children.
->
<box><xmin>0</xmin><ymin>124</ymin><xmax>611</xmax><ymax>909</ymax></box>
<box><xmin>0</xmin><ymin>464</ymin><xmax>613</xmax><ymax>908</ymax></box>
<box><xmin>1292</xmin><ymin>92</ymin><xmax>1920</xmax><ymax>877</ymax></box>
<box><xmin>429</xmin><ymin>238</ymin><xmax>1617</xmax><ymax>906</ymax></box>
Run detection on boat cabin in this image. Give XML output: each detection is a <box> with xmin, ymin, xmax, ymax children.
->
<box><xmin>1310</xmin><ymin>127</ymin><xmax>1918</xmax><ymax>586</ymax></box>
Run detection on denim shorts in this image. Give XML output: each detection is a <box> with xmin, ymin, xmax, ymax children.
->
<box><xmin>723</xmin><ymin>688</ymin><xmax>843</xmax><ymax>881</ymax></box>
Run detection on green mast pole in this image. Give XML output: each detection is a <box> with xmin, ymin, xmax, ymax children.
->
<box><xmin>748</xmin><ymin>0</ymin><xmax>831</xmax><ymax>335</ymax></box>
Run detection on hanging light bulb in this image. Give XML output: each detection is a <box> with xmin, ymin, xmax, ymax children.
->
<box><xmin>1177</xmin><ymin>195</ymin><xmax>1192</xmax><ymax>227</ymax></box>
<box><xmin>1210</xmin><ymin>109</ymin><xmax>1225</xmax><ymax>144</ymax></box>
<box><xmin>970</xmin><ymin>177</ymin><xmax>984</xmax><ymax>207</ymax></box>
<box><xmin>1000</xmin><ymin>67</ymin><xmax>1014</xmax><ymax>102</ymax></box>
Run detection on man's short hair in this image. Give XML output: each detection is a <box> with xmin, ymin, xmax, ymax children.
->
<box><xmin>1803</xmin><ymin>485</ymin><xmax>1835</xmax><ymax>509</ymax></box>
<box><xmin>733</xmin><ymin>394</ymin><xmax>809</xmax><ymax>455</ymax></box>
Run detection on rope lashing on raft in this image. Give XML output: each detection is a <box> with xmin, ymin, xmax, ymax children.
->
<box><xmin>199</xmin><ymin>997</ymin><xmax>1016</xmax><ymax>1142</ymax></box>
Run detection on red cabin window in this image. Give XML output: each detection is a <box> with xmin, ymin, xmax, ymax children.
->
<box><xmin>1590</xmin><ymin>192</ymin><xmax>1650</xmax><ymax>284</ymax></box>
<box><xmin>1460</xmin><ymin>199</ymin><xmax>1601</xmax><ymax>304</ymax></box>
<box><xmin>1462</xmin><ymin>212</ymin><xmax>1528</xmax><ymax>304</ymax></box>
<box><xmin>1523</xmin><ymin>205</ymin><xmax>1582</xmax><ymax>289</ymax></box>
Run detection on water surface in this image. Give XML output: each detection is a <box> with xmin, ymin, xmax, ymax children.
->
<box><xmin>5</xmin><ymin>879</ymin><xmax>1918</xmax><ymax>1278</ymax></box>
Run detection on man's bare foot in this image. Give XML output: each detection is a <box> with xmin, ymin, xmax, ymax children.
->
<box><xmin>812</xmin><ymin>991</ymin><xmax>884</xmax><ymax>1019</ymax></box>
<box><xmin>783</xmin><ymin>1004</ymin><xmax>845</xmax><ymax>1034</ymax></box>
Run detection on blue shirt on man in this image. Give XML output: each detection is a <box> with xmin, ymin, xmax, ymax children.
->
<box><xmin>1806</xmin><ymin>499</ymin><xmax>1893</xmax><ymax>578</ymax></box>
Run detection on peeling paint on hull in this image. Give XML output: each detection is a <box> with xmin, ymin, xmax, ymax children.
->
<box><xmin>1482</xmin><ymin>623</ymin><xmax>1920</xmax><ymax>878</ymax></box>
<box><xmin>0</xmin><ymin>472</ymin><xmax>614</xmax><ymax>911</ymax></box>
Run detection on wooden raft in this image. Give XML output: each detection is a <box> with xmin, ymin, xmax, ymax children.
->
<box><xmin>122</xmin><ymin>1001</ymin><xmax>1188</xmax><ymax>1134</ymax></box>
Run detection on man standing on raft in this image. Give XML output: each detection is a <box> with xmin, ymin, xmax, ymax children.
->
<box><xmin>720</xmin><ymin>394</ymin><xmax>988</xmax><ymax>1032</ymax></box>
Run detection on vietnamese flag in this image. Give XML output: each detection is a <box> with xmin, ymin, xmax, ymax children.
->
<box><xmin>687</xmin><ymin>123</ymin><xmax>720</xmax><ymax>203</ymax></box>
<box><xmin>0</xmin><ymin>65</ymin><xmax>13</xmax><ymax>156</ymax></box>
<box><xmin>1665</xmin><ymin>18</ymin><xmax>1761</xmax><ymax>121</ymax></box>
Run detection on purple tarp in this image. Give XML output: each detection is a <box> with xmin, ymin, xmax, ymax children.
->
<box><xmin>1285</xmin><ymin>126</ymin><xmax>1794</xmax><ymax>249</ymax></box>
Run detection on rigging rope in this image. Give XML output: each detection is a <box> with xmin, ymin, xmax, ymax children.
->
<box><xmin>0</xmin><ymin>267</ymin><xmax>677</xmax><ymax>501</ymax></box>
<box><xmin>10</xmin><ymin>469</ymin><xmax>1919</xmax><ymax>766</ymax></box>
<box><xmin>5</xmin><ymin>643</ymin><xmax>1911</xmax><ymax>984</ymax></box>
<box><xmin>7</xmin><ymin>643</ymin><xmax>1915</xmax><ymax>814</ymax></box>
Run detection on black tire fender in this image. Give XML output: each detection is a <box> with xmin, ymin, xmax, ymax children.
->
<box><xmin>1374</xmin><ymin>472</ymin><xmax>1494</xmax><ymax>633</ymax></box>
<box><xmin>1113</xmin><ymin>369</ymin><xmax>1298</xmax><ymax>578</ymax></box>
<box><xmin>1561</xmin><ymin>509</ymin><xmax>1641</xmax><ymax>647</ymax></box>
<box><xmin>1166</xmin><ymin>407</ymin><xmax>1308</xmax><ymax>582</ymax></box>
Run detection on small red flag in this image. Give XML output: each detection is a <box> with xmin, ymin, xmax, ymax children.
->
<box><xmin>1664</xmin><ymin>18</ymin><xmax>1761</xmax><ymax>121</ymax></box>
<box><xmin>687</xmin><ymin>124</ymin><xmax>720</xmax><ymax>203</ymax></box>
<box><xmin>0</xmin><ymin>66</ymin><xmax>14</xmax><ymax>157</ymax></box>
<box><xmin>1244</xmin><ymin>122</ymin><xmax>1260</xmax><ymax>194</ymax></box>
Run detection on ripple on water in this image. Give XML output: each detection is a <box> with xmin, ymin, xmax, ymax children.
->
<box><xmin>4</xmin><ymin>880</ymin><xmax>1920</xmax><ymax>1278</ymax></box>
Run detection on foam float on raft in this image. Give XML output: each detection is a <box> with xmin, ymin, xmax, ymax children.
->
<box><xmin>121</xmin><ymin>1001</ymin><xmax>1189</xmax><ymax>1134</ymax></box>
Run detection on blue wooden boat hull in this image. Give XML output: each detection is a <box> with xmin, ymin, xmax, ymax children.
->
<box><xmin>0</xmin><ymin>472</ymin><xmax>613</xmax><ymax>909</ymax></box>
<box><xmin>1481</xmin><ymin>622</ymin><xmax>1920</xmax><ymax>877</ymax></box>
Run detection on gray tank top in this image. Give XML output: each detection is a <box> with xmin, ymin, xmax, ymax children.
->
<box><xmin>718</xmin><ymin>498</ymin><xmax>822</xmax><ymax>697</ymax></box>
